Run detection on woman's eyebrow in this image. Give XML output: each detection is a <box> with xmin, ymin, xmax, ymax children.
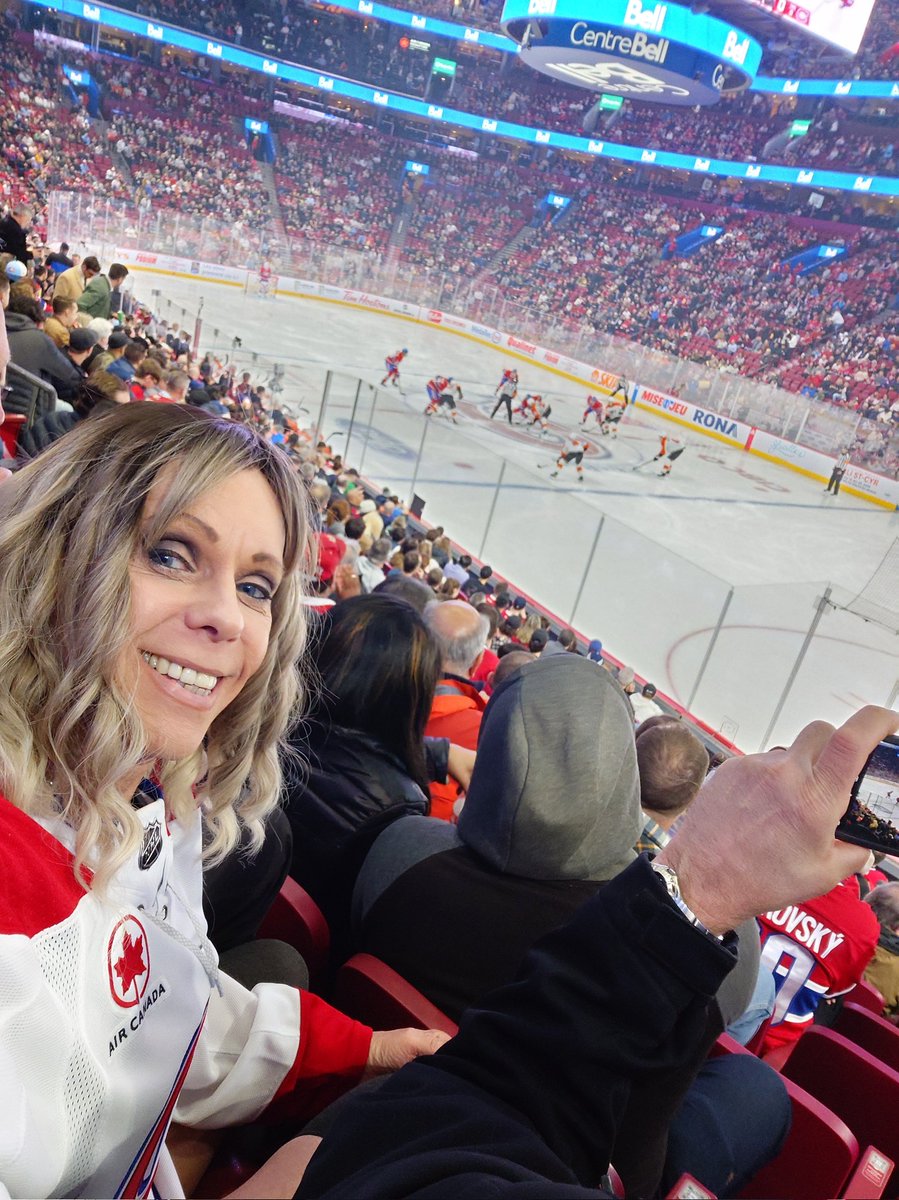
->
<box><xmin>178</xmin><ymin>513</ymin><xmax>219</xmax><ymax>542</ymax></box>
<box><xmin>252</xmin><ymin>552</ymin><xmax>284</xmax><ymax>572</ymax></box>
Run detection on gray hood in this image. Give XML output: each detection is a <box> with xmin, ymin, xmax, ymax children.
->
<box><xmin>458</xmin><ymin>653</ymin><xmax>641</xmax><ymax>881</ymax></box>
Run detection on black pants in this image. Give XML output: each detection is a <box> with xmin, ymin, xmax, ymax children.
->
<box><xmin>491</xmin><ymin>394</ymin><xmax>513</xmax><ymax>423</ymax></box>
<box><xmin>826</xmin><ymin>467</ymin><xmax>845</xmax><ymax>495</ymax></box>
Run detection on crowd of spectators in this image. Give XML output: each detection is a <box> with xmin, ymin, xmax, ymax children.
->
<box><xmin>110</xmin><ymin>0</ymin><xmax>899</xmax><ymax>81</ymax></box>
<box><xmin>1</xmin><ymin>35</ymin><xmax>128</xmax><ymax>209</ymax></box>
<box><xmin>275</xmin><ymin>121</ymin><xmax>407</xmax><ymax>250</ymax></box>
<box><xmin>106</xmin><ymin>109</ymin><xmax>267</xmax><ymax>224</ymax></box>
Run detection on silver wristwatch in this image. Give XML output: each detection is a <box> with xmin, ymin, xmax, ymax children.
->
<box><xmin>650</xmin><ymin>861</ymin><xmax>723</xmax><ymax>941</ymax></box>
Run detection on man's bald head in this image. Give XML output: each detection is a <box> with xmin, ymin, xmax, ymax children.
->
<box><xmin>424</xmin><ymin>599</ymin><xmax>490</xmax><ymax>676</ymax></box>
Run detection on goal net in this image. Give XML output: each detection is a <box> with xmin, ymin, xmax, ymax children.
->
<box><xmin>841</xmin><ymin>538</ymin><xmax>899</xmax><ymax>633</ymax></box>
<box><xmin>245</xmin><ymin>272</ymin><xmax>280</xmax><ymax>298</ymax></box>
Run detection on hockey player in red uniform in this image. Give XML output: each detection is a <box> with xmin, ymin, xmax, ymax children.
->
<box><xmin>496</xmin><ymin>368</ymin><xmax>519</xmax><ymax>394</ymax></box>
<box><xmin>425</xmin><ymin>376</ymin><xmax>462</xmax><ymax>422</ymax></box>
<box><xmin>548</xmin><ymin>433</ymin><xmax>590</xmax><ymax>482</ymax></box>
<box><xmin>581</xmin><ymin>394</ymin><xmax>605</xmax><ymax>430</ymax></box>
<box><xmin>381</xmin><ymin>349</ymin><xmax>409</xmax><ymax>388</ymax></box>
<box><xmin>757</xmin><ymin>876</ymin><xmax>879</xmax><ymax>1055</ymax></box>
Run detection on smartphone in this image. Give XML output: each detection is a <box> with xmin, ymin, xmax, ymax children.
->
<box><xmin>837</xmin><ymin>735</ymin><xmax>899</xmax><ymax>854</ymax></box>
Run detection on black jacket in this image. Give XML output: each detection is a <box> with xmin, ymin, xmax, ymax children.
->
<box><xmin>15</xmin><ymin>407</ymin><xmax>79</xmax><ymax>458</ymax></box>
<box><xmin>0</xmin><ymin>214</ymin><xmax>31</xmax><ymax>265</ymax></box>
<box><xmin>298</xmin><ymin>855</ymin><xmax>737</xmax><ymax>1200</ymax></box>
<box><xmin>283</xmin><ymin>723</ymin><xmax>432</xmax><ymax>952</ymax></box>
<box><xmin>5</xmin><ymin>311</ymin><xmax>82</xmax><ymax>414</ymax></box>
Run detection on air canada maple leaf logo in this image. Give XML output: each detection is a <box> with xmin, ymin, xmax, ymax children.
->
<box><xmin>107</xmin><ymin>915</ymin><xmax>150</xmax><ymax>1008</ymax></box>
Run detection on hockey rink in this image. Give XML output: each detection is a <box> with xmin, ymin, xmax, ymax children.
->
<box><xmin>140</xmin><ymin>272</ymin><xmax>899</xmax><ymax>752</ymax></box>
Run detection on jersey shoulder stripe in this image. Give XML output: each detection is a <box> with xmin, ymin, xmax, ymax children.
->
<box><xmin>0</xmin><ymin>793</ymin><xmax>85</xmax><ymax>936</ymax></box>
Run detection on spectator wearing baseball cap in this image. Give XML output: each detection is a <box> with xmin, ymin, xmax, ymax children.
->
<box><xmin>64</xmin><ymin>327</ymin><xmax>98</xmax><ymax>371</ymax></box>
<box><xmin>90</xmin><ymin>330</ymin><xmax>130</xmax><ymax>376</ymax></box>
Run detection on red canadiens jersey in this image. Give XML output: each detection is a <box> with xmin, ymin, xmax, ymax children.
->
<box><xmin>500</xmin><ymin>370</ymin><xmax>517</xmax><ymax>386</ymax></box>
<box><xmin>585</xmin><ymin>396</ymin><xmax>603</xmax><ymax>413</ymax></box>
<box><xmin>428</xmin><ymin>376</ymin><xmax>450</xmax><ymax>393</ymax></box>
<box><xmin>757</xmin><ymin>879</ymin><xmax>879</xmax><ymax>1052</ymax></box>
<box><xmin>386</xmin><ymin>352</ymin><xmax>405</xmax><ymax>370</ymax></box>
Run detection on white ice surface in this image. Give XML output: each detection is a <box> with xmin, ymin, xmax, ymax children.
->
<box><xmin>145</xmin><ymin>273</ymin><xmax>899</xmax><ymax>751</ymax></box>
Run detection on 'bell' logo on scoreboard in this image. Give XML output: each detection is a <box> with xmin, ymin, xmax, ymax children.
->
<box><xmin>622</xmin><ymin>0</ymin><xmax>667</xmax><ymax>33</ymax></box>
<box><xmin>722</xmin><ymin>31</ymin><xmax>750</xmax><ymax>65</ymax></box>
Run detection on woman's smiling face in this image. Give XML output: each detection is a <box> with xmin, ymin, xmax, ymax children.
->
<box><xmin>121</xmin><ymin>468</ymin><xmax>286</xmax><ymax>764</ymax></box>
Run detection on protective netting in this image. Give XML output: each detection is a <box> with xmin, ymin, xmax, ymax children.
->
<box><xmin>843</xmin><ymin>539</ymin><xmax>899</xmax><ymax>633</ymax></box>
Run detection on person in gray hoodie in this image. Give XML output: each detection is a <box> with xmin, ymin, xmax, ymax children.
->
<box><xmin>353</xmin><ymin>653</ymin><xmax>786</xmax><ymax>1198</ymax></box>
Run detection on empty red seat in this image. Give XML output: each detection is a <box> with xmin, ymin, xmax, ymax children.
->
<box><xmin>782</xmin><ymin>1027</ymin><xmax>899</xmax><ymax>1198</ymax></box>
<box><xmin>835</xmin><ymin>1002</ymin><xmax>899</xmax><ymax>1074</ymax></box>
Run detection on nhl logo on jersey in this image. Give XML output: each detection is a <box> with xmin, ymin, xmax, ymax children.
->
<box><xmin>108</xmin><ymin>915</ymin><xmax>151</xmax><ymax>1008</ymax></box>
<box><xmin>138</xmin><ymin>818</ymin><xmax>163</xmax><ymax>870</ymax></box>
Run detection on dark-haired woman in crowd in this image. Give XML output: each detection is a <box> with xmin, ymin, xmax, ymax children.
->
<box><xmin>283</xmin><ymin>593</ymin><xmax>473</xmax><ymax>952</ymax></box>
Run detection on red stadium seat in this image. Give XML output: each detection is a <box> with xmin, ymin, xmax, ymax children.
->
<box><xmin>0</xmin><ymin>413</ymin><xmax>26</xmax><ymax>457</ymax></box>
<box><xmin>782</xmin><ymin>1028</ymin><xmax>899</xmax><ymax>1198</ymax></box>
<box><xmin>332</xmin><ymin>953</ymin><xmax>459</xmax><ymax>1036</ymax></box>
<box><xmin>713</xmin><ymin>1035</ymin><xmax>860</xmax><ymax>1200</ymax></box>
<box><xmin>849</xmin><ymin>980</ymin><xmax>887</xmax><ymax>1015</ymax></box>
<box><xmin>835</xmin><ymin>1002</ymin><xmax>899</xmax><ymax>1073</ymax></box>
<box><xmin>257</xmin><ymin>876</ymin><xmax>331</xmax><ymax>988</ymax></box>
<box><xmin>844</xmin><ymin>1148</ymin><xmax>895</xmax><ymax>1200</ymax></box>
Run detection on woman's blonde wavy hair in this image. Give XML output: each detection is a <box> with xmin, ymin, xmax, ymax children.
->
<box><xmin>0</xmin><ymin>403</ymin><xmax>311</xmax><ymax>893</ymax></box>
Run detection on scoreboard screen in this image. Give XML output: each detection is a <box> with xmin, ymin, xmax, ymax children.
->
<box><xmin>742</xmin><ymin>0</ymin><xmax>878</xmax><ymax>56</ymax></box>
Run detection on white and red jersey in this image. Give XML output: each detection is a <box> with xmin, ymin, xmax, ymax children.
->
<box><xmin>0</xmin><ymin>790</ymin><xmax>372</xmax><ymax>1199</ymax></box>
<box><xmin>561</xmin><ymin>434</ymin><xmax>588</xmax><ymax>456</ymax></box>
<box><xmin>757</xmin><ymin>878</ymin><xmax>879</xmax><ymax>1053</ymax></box>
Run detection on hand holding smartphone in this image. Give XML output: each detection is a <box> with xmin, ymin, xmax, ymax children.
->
<box><xmin>838</xmin><ymin>735</ymin><xmax>899</xmax><ymax>853</ymax></box>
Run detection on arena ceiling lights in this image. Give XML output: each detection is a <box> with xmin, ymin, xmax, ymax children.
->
<box><xmin>26</xmin><ymin>0</ymin><xmax>899</xmax><ymax>196</ymax></box>
<box><xmin>501</xmin><ymin>0</ymin><xmax>762</xmax><ymax>105</ymax></box>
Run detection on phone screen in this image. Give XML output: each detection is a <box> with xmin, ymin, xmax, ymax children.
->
<box><xmin>837</xmin><ymin>735</ymin><xmax>899</xmax><ymax>854</ymax></box>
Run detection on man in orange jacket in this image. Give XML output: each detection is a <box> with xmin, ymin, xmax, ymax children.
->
<box><xmin>424</xmin><ymin>600</ymin><xmax>490</xmax><ymax>820</ymax></box>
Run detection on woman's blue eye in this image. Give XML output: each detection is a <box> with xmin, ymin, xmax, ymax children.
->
<box><xmin>238</xmin><ymin>581</ymin><xmax>274</xmax><ymax>602</ymax></box>
<box><xmin>148</xmin><ymin>546</ymin><xmax>190</xmax><ymax>571</ymax></box>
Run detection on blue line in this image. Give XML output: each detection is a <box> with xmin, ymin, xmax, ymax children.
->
<box><xmin>401</xmin><ymin>474</ymin><xmax>893</xmax><ymax>512</ymax></box>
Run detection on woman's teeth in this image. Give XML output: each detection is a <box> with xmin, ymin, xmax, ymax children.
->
<box><xmin>142</xmin><ymin>652</ymin><xmax>218</xmax><ymax>696</ymax></box>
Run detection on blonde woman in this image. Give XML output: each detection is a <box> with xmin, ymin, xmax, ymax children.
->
<box><xmin>0</xmin><ymin>405</ymin><xmax>445</xmax><ymax>1200</ymax></box>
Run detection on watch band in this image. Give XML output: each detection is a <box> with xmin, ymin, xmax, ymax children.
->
<box><xmin>650</xmin><ymin>861</ymin><xmax>723</xmax><ymax>941</ymax></box>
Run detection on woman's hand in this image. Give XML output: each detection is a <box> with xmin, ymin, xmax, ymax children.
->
<box><xmin>363</xmin><ymin>1027</ymin><xmax>452</xmax><ymax>1079</ymax></box>
<box><xmin>447</xmin><ymin>743</ymin><xmax>476</xmax><ymax>792</ymax></box>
